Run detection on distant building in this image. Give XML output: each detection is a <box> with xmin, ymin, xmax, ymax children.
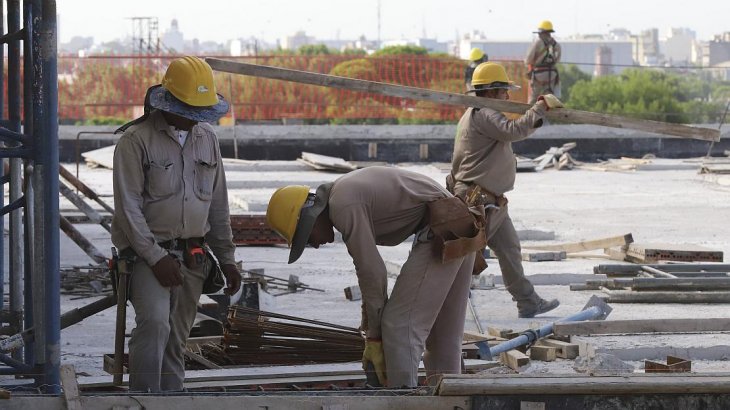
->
<box><xmin>282</xmin><ymin>30</ymin><xmax>315</xmax><ymax>50</ymax></box>
<box><xmin>708</xmin><ymin>32</ymin><xmax>730</xmax><ymax>66</ymax></box>
<box><xmin>60</xmin><ymin>36</ymin><xmax>94</xmax><ymax>55</ymax></box>
<box><xmin>636</xmin><ymin>28</ymin><xmax>661</xmax><ymax>65</ymax></box>
<box><xmin>660</xmin><ymin>28</ymin><xmax>695</xmax><ymax>66</ymax></box>
<box><xmin>161</xmin><ymin>19</ymin><xmax>184</xmax><ymax>53</ymax></box>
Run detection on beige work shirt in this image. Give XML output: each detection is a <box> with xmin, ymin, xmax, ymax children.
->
<box><xmin>327</xmin><ymin>167</ymin><xmax>449</xmax><ymax>338</ymax></box>
<box><xmin>451</xmin><ymin>105</ymin><xmax>546</xmax><ymax>195</ymax></box>
<box><xmin>525</xmin><ymin>37</ymin><xmax>562</xmax><ymax>69</ymax></box>
<box><xmin>111</xmin><ymin>110</ymin><xmax>235</xmax><ymax>267</ymax></box>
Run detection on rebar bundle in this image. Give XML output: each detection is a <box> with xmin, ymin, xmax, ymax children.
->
<box><xmin>220</xmin><ymin>306</ymin><xmax>364</xmax><ymax>365</ymax></box>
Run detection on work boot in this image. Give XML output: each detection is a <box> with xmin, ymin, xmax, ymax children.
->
<box><xmin>518</xmin><ymin>298</ymin><xmax>560</xmax><ymax>318</ymax></box>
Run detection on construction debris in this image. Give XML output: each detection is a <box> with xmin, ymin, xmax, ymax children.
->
<box><xmin>533</xmin><ymin>142</ymin><xmax>579</xmax><ymax>171</ymax></box>
<box><xmin>243</xmin><ymin>269</ymin><xmax>324</xmax><ymax>296</ymax></box>
<box><xmin>625</xmin><ymin>243</ymin><xmax>723</xmax><ymax>263</ymax></box>
<box><xmin>61</xmin><ymin>265</ymin><xmax>112</xmax><ymax>298</ymax></box>
<box><xmin>298</xmin><ymin>152</ymin><xmax>358</xmax><ymax>173</ymax></box>
<box><xmin>573</xmin><ymin>353</ymin><xmax>634</xmax><ymax>375</ymax></box>
<box><xmin>230</xmin><ymin>214</ymin><xmax>288</xmax><ymax>245</ymax></box>
<box><xmin>344</xmin><ymin>285</ymin><xmax>361</xmax><ymax>301</ymax></box>
<box><xmin>211</xmin><ymin>306</ymin><xmax>365</xmax><ymax>366</ymax></box>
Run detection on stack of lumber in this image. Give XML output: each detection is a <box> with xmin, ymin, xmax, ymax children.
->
<box><xmin>532</xmin><ymin>142</ymin><xmax>580</xmax><ymax>171</ymax></box>
<box><xmin>572</xmin><ymin>263</ymin><xmax>730</xmax><ymax>303</ymax></box>
<box><xmin>213</xmin><ymin>306</ymin><xmax>364</xmax><ymax>366</ymax></box>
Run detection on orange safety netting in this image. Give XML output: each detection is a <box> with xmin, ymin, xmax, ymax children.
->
<box><xmin>54</xmin><ymin>55</ymin><xmax>528</xmax><ymax>123</ymax></box>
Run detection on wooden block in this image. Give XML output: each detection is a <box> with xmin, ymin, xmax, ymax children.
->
<box><xmin>499</xmin><ymin>349</ymin><xmax>530</xmax><ymax>371</ymax></box>
<box><xmin>530</xmin><ymin>346</ymin><xmax>556</xmax><ymax>362</ymax></box>
<box><xmin>463</xmin><ymin>331</ymin><xmax>494</xmax><ymax>343</ymax></box>
<box><xmin>537</xmin><ymin>338</ymin><xmax>579</xmax><ymax>359</ymax></box>
<box><xmin>344</xmin><ymin>285</ymin><xmax>361</xmax><ymax>301</ymax></box>
<box><xmin>487</xmin><ymin>327</ymin><xmax>513</xmax><ymax>338</ymax></box>
<box><xmin>0</xmin><ymin>388</ymin><xmax>9</xmax><ymax>399</ymax></box>
<box><xmin>60</xmin><ymin>364</ymin><xmax>82</xmax><ymax>410</ymax></box>
<box><xmin>521</xmin><ymin>250</ymin><xmax>566</xmax><ymax>262</ymax></box>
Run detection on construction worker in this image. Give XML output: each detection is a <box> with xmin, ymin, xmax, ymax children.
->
<box><xmin>448</xmin><ymin>62</ymin><xmax>562</xmax><ymax>318</ymax></box>
<box><xmin>266</xmin><ymin>166</ymin><xmax>479</xmax><ymax>388</ymax></box>
<box><xmin>464</xmin><ymin>47</ymin><xmax>488</xmax><ymax>91</ymax></box>
<box><xmin>111</xmin><ymin>56</ymin><xmax>241</xmax><ymax>392</ymax></box>
<box><xmin>525</xmin><ymin>20</ymin><xmax>562</xmax><ymax>104</ymax></box>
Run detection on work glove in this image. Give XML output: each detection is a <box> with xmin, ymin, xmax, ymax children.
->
<box><xmin>362</xmin><ymin>339</ymin><xmax>387</xmax><ymax>386</ymax></box>
<box><xmin>537</xmin><ymin>94</ymin><xmax>564</xmax><ymax>110</ymax></box>
<box><xmin>221</xmin><ymin>264</ymin><xmax>242</xmax><ymax>296</ymax></box>
<box><xmin>151</xmin><ymin>254</ymin><xmax>183</xmax><ymax>287</ymax></box>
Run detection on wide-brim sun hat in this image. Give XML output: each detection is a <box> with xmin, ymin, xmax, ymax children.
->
<box><xmin>149</xmin><ymin>84</ymin><xmax>229</xmax><ymax>123</ymax></box>
<box><xmin>288</xmin><ymin>182</ymin><xmax>334</xmax><ymax>264</ymax></box>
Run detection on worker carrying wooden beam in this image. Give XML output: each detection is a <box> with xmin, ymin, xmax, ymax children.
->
<box><xmin>448</xmin><ymin>62</ymin><xmax>560</xmax><ymax>318</ymax></box>
<box><xmin>266</xmin><ymin>166</ymin><xmax>483</xmax><ymax>388</ymax></box>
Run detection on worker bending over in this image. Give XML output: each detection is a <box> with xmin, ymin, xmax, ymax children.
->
<box><xmin>267</xmin><ymin>167</ymin><xmax>483</xmax><ymax>387</ymax></box>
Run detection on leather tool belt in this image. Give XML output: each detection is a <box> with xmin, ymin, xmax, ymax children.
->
<box><xmin>427</xmin><ymin>196</ymin><xmax>487</xmax><ymax>265</ymax></box>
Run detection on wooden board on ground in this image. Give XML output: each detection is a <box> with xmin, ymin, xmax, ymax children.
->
<box><xmin>522</xmin><ymin>250</ymin><xmax>566</xmax><ymax>262</ymax></box>
<box><xmin>594</xmin><ymin>263</ymin><xmax>730</xmax><ymax>276</ymax></box>
<box><xmin>554</xmin><ymin>318</ymin><xmax>730</xmax><ymax>336</ymax></box>
<box><xmin>604</xmin><ymin>290</ymin><xmax>730</xmax><ymax>303</ymax></box>
<box><xmin>206</xmin><ymin>58</ymin><xmax>720</xmax><ymax>142</ymax></box>
<box><xmin>298</xmin><ymin>152</ymin><xmax>357</xmax><ymax>173</ymax></box>
<box><xmin>529</xmin><ymin>233</ymin><xmax>633</xmax><ymax>254</ymax></box>
<box><xmin>59</xmin><ymin>364</ymin><xmax>82</xmax><ymax>410</ymax></box>
<box><xmin>437</xmin><ymin>373</ymin><xmax>730</xmax><ymax>396</ymax></box>
<box><xmin>536</xmin><ymin>338</ymin><xmax>579</xmax><ymax>359</ymax></box>
<box><xmin>81</xmin><ymin>144</ymin><xmax>115</xmax><ymax>169</ymax></box>
<box><xmin>625</xmin><ymin>243</ymin><xmax>723</xmax><ymax>263</ymax></box>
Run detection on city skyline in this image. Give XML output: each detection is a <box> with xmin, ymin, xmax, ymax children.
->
<box><xmin>59</xmin><ymin>0</ymin><xmax>730</xmax><ymax>45</ymax></box>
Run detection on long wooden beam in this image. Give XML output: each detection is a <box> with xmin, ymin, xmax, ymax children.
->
<box><xmin>554</xmin><ymin>318</ymin><xmax>730</xmax><ymax>335</ymax></box>
<box><xmin>207</xmin><ymin>58</ymin><xmax>720</xmax><ymax>142</ymax></box>
<box><xmin>528</xmin><ymin>233</ymin><xmax>633</xmax><ymax>254</ymax></box>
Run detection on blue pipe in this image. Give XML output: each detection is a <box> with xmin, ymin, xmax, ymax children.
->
<box><xmin>476</xmin><ymin>296</ymin><xmax>611</xmax><ymax>360</ymax></box>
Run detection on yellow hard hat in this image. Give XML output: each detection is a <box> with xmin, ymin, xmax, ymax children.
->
<box><xmin>537</xmin><ymin>20</ymin><xmax>554</xmax><ymax>33</ymax></box>
<box><xmin>469</xmin><ymin>48</ymin><xmax>485</xmax><ymax>62</ymax></box>
<box><xmin>266</xmin><ymin>185</ymin><xmax>311</xmax><ymax>245</ymax></box>
<box><xmin>162</xmin><ymin>56</ymin><xmax>220</xmax><ymax>107</ymax></box>
<box><xmin>469</xmin><ymin>62</ymin><xmax>520</xmax><ymax>91</ymax></box>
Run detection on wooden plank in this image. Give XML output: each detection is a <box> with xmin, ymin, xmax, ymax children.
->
<box><xmin>463</xmin><ymin>331</ymin><xmax>494</xmax><ymax>343</ymax></box>
<box><xmin>554</xmin><ymin>318</ymin><xmax>730</xmax><ymax>336</ymax></box>
<box><xmin>645</xmin><ymin>356</ymin><xmax>691</xmax><ymax>373</ymax></box>
<box><xmin>59</xmin><ymin>364</ymin><xmax>82</xmax><ymax>410</ymax></box>
<box><xmin>529</xmin><ymin>346</ymin><xmax>556</xmax><ymax>362</ymax></box>
<box><xmin>536</xmin><ymin>339</ymin><xmax>579</xmax><ymax>359</ymax></box>
<box><xmin>631</xmin><ymin>277</ymin><xmax>730</xmax><ymax>291</ymax></box>
<box><xmin>487</xmin><ymin>327</ymin><xmax>514</xmax><ymax>338</ymax></box>
<box><xmin>499</xmin><ymin>350</ymin><xmax>530</xmax><ymax>371</ymax></box>
<box><xmin>437</xmin><ymin>374</ymin><xmax>730</xmax><ymax>396</ymax></box>
<box><xmin>605</xmin><ymin>291</ymin><xmax>730</xmax><ymax>303</ymax></box>
<box><xmin>594</xmin><ymin>263</ymin><xmax>730</xmax><ymax>275</ymax></box>
<box><xmin>206</xmin><ymin>58</ymin><xmax>720</xmax><ymax>142</ymax></box>
<box><xmin>529</xmin><ymin>234</ymin><xmax>633</xmax><ymax>254</ymax></box>
<box><xmin>522</xmin><ymin>250</ymin><xmax>566</xmax><ymax>262</ymax></box>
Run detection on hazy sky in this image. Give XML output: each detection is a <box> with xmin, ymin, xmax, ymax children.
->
<box><xmin>58</xmin><ymin>0</ymin><xmax>729</xmax><ymax>44</ymax></box>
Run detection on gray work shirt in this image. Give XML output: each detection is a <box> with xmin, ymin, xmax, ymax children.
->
<box><xmin>451</xmin><ymin>105</ymin><xmax>546</xmax><ymax>195</ymax></box>
<box><xmin>327</xmin><ymin>166</ymin><xmax>449</xmax><ymax>338</ymax></box>
<box><xmin>111</xmin><ymin>110</ymin><xmax>235</xmax><ymax>267</ymax></box>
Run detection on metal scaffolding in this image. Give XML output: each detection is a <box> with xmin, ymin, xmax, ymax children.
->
<box><xmin>0</xmin><ymin>0</ymin><xmax>60</xmax><ymax>394</ymax></box>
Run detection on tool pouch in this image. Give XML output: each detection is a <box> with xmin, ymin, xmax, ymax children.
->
<box><xmin>427</xmin><ymin>197</ymin><xmax>487</xmax><ymax>267</ymax></box>
<box><xmin>201</xmin><ymin>244</ymin><xmax>225</xmax><ymax>295</ymax></box>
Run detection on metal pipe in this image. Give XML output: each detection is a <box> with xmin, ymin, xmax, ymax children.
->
<box><xmin>59</xmin><ymin>216</ymin><xmax>108</xmax><ymax>264</ymax></box>
<box><xmin>0</xmin><ymin>0</ymin><xmax>6</xmax><ymax>315</ymax></box>
<box><xmin>7</xmin><ymin>0</ymin><xmax>24</xmax><ymax>364</ymax></box>
<box><xmin>476</xmin><ymin>296</ymin><xmax>612</xmax><ymax>360</ymax></box>
<box><xmin>59</xmin><ymin>164</ymin><xmax>115</xmax><ymax>214</ymax></box>
<box><xmin>22</xmin><ymin>0</ymin><xmax>35</xmax><ymax>369</ymax></box>
<box><xmin>33</xmin><ymin>0</ymin><xmax>60</xmax><ymax>393</ymax></box>
<box><xmin>59</xmin><ymin>180</ymin><xmax>111</xmax><ymax>232</ymax></box>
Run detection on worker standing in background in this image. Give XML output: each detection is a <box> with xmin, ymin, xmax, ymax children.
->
<box><xmin>525</xmin><ymin>20</ymin><xmax>561</xmax><ymax>104</ymax></box>
<box><xmin>266</xmin><ymin>166</ymin><xmax>482</xmax><ymax>387</ymax></box>
<box><xmin>112</xmin><ymin>56</ymin><xmax>241</xmax><ymax>392</ymax></box>
<box><xmin>465</xmin><ymin>47</ymin><xmax>489</xmax><ymax>91</ymax></box>
<box><xmin>448</xmin><ymin>62</ymin><xmax>562</xmax><ymax>319</ymax></box>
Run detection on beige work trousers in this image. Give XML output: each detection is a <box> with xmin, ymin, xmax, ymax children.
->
<box><xmin>127</xmin><ymin>250</ymin><xmax>208</xmax><ymax>392</ymax></box>
<box><xmin>486</xmin><ymin>203</ymin><xmax>540</xmax><ymax>312</ymax></box>
<box><xmin>381</xmin><ymin>229</ymin><xmax>476</xmax><ymax>388</ymax></box>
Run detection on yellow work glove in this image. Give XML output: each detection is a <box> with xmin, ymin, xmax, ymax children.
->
<box><xmin>362</xmin><ymin>339</ymin><xmax>387</xmax><ymax>386</ymax></box>
<box><xmin>537</xmin><ymin>93</ymin><xmax>564</xmax><ymax>110</ymax></box>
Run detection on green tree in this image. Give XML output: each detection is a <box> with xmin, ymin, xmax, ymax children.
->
<box><xmin>372</xmin><ymin>45</ymin><xmax>428</xmax><ymax>56</ymax></box>
<box><xmin>557</xmin><ymin>64</ymin><xmax>591</xmax><ymax>103</ymax></box>
<box><xmin>298</xmin><ymin>44</ymin><xmax>336</xmax><ymax>55</ymax></box>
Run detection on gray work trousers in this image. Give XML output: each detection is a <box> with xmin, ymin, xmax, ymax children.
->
<box><xmin>381</xmin><ymin>229</ymin><xmax>476</xmax><ymax>388</ymax></box>
<box><xmin>127</xmin><ymin>250</ymin><xmax>207</xmax><ymax>392</ymax></box>
<box><xmin>486</xmin><ymin>203</ymin><xmax>540</xmax><ymax>313</ymax></box>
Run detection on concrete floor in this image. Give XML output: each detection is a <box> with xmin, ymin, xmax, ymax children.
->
<box><xmin>42</xmin><ymin>157</ymin><xmax>730</xmax><ymax>379</ymax></box>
